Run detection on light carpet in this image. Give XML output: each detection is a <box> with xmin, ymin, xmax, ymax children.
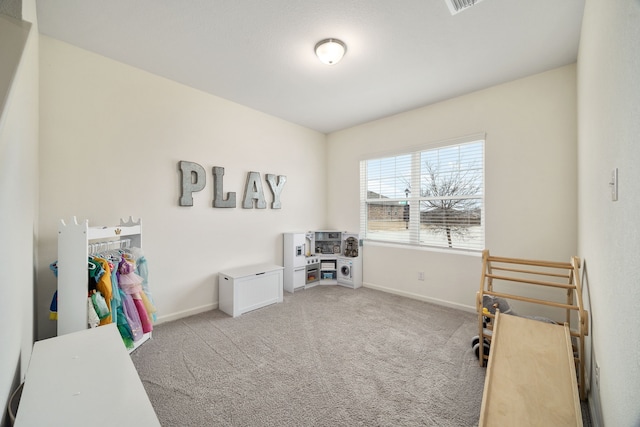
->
<box><xmin>131</xmin><ymin>286</ymin><xmax>486</xmax><ymax>426</ymax></box>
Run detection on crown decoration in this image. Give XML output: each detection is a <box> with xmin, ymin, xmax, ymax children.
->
<box><xmin>115</xmin><ymin>228</ymin><xmax>122</xmax><ymax>235</ymax></box>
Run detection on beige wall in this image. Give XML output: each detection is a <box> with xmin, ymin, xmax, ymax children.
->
<box><xmin>37</xmin><ymin>36</ymin><xmax>327</xmax><ymax>339</ymax></box>
<box><xmin>327</xmin><ymin>65</ymin><xmax>578</xmax><ymax>314</ymax></box>
<box><xmin>578</xmin><ymin>1</ymin><xmax>640</xmax><ymax>425</ymax></box>
<box><xmin>0</xmin><ymin>1</ymin><xmax>38</xmax><ymax>425</ymax></box>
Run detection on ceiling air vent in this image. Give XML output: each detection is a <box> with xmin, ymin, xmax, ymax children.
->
<box><xmin>445</xmin><ymin>0</ymin><xmax>484</xmax><ymax>15</ymax></box>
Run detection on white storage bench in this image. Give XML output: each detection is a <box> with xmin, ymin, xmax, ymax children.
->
<box><xmin>218</xmin><ymin>263</ymin><xmax>284</xmax><ymax>317</ymax></box>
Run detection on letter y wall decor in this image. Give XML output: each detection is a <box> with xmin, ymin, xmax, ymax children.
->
<box><xmin>178</xmin><ymin>161</ymin><xmax>287</xmax><ymax>209</ymax></box>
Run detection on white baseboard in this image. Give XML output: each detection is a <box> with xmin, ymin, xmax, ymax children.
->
<box><xmin>588</xmin><ymin>375</ymin><xmax>604</xmax><ymax>427</ymax></box>
<box><xmin>588</xmin><ymin>396</ymin><xmax>603</xmax><ymax>427</ymax></box>
<box><xmin>362</xmin><ymin>282</ymin><xmax>476</xmax><ymax>314</ymax></box>
<box><xmin>154</xmin><ymin>302</ymin><xmax>218</xmax><ymax>325</ymax></box>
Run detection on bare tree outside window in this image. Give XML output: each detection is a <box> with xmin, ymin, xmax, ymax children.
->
<box><xmin>420</xmin><ymin>161</ymin><xmax>482</xmax><ymax>248</ymax></box>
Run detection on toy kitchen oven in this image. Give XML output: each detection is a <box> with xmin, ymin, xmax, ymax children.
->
<box><xmin>305</xmin><ymin>255</ymin><xmax>320</xmax><ymax>286</ymax></box>
<box><xmin>283</xmin><ymin>231</ymin><xmax>362</xmax><ymax>293</ymax></box>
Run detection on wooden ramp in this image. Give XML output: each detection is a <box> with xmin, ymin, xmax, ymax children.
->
<box><xmin>479</xmin><ymin>312</ymin><xmax>582</xmax><ymax>426</ymax></box>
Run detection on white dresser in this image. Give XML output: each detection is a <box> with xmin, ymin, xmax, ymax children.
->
<box><xmin>218</xmin><ymin>263</ymin><xmax>284</xmax><ymax>317</ymax></box>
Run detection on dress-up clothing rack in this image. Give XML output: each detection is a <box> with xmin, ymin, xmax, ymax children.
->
<box><xmin>57</xmin><ymin>216</ymin><xmax>152</xmax><ymax>352</ymax></box>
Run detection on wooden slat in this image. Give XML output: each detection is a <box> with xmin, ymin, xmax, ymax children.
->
<box><xmin>483</xmin><ymin>290</ymin><xmax>580</xmax><ymax>311</ymax></box>
<box><xmin>491</xmin><ymin>265</ymin><xmax>571</xmax><ymax>279</ymax></box>
<box><xmin>478</xmin><ymin>251</ymin><xmax>491</xmax><ymax>367</ymax></box>
<box><xmin>487</xmin><ymin>255</ymin><xmax>572</xmax><ymax>270</ymax></box>
<box><xmin>485</xmin><ymin>273</ymin><xmax>576</xmax><ymax>289</ymax></box>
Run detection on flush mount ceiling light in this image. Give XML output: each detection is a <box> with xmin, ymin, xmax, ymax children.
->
<box><xmin>314</xmin><ymin>38</ymin><xmax>347</xmax><ymax>65</ymax></box>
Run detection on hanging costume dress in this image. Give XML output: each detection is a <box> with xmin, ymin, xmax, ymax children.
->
<box><xmin>118</xmin><ymin>256</ymin><xmax>153</xmax><ymax>335</ymax></box>
<box><xmin>92</xmin><ymin>257</ymin><xmax>114</xmax><ymax>325</ymax></box>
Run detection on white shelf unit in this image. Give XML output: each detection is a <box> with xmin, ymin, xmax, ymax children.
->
<box><xmin>319</xmin><ymin>258</ymin><xmax>338</xmax><ymax>285</ymax></box>
<box><xmin>314</xmin><ymin>231</ymin><xmax>340</xmax><ymax>285</ymax></box>
<box><xmin>57</xmin><ymin>216</ymin><xmax>151</xmax><ymax>352</ymax></box>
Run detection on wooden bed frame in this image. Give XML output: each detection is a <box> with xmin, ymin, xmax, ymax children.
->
<box><xmin>476</xmin><ymin>250</ymin><xmax>589</xmax><ymax>400</ymax></box>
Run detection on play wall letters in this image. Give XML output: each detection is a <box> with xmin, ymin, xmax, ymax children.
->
<box><xmin>178</xmin><ymin>161</ymin><xmax>287</xmax><ymax>209</ymax></box>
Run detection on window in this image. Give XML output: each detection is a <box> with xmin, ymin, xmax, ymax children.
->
<box><xmin>360</xmin><ymin>136</ymin><xmax>484</xmax><ymax>251</ymax></box>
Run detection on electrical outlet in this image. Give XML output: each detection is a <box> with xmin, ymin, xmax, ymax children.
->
<box><xmin>418</xmin><ymin>272</ymin><xmax>424</xmax><ymax>281</ymax></box>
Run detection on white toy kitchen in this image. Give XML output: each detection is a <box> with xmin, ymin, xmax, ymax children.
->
<box><xmin>283</xmin><ymin>231</ymin><xmax>362</xmax><ymax>293</ymax></box>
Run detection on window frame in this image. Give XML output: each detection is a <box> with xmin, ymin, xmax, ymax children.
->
<box><xmin>360</xmin><ymin>134</ymin><xmax>485</xmax><ymax>253</ymax></box>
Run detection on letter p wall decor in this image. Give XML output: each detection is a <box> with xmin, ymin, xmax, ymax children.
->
<box><xmin>179</xmin><ymin>161</ymin><xmax>206</xmax><ymax>206</ymax></box>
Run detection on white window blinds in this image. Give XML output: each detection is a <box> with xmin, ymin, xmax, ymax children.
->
<box><xmin>360</xmin><ymin>137</ymin><xmax>485</xmax><ymax>251</ymax></box>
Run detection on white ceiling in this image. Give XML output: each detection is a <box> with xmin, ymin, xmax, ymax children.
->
<box><xmin>35</xmin><ymin>0</ymin><xmax>585</xmax><ymax>134</ymax></box>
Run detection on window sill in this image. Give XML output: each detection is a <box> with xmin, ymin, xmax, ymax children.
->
<box><xmin>363</xmin><ymin>239</ymin><xmax>482</xmax><ymax>257</ymax></box>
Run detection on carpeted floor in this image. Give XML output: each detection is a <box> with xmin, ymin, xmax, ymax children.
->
<box><xmin>131</xmin><ymin>286</ymin><xmax>487</xmax><ymax>426</ymax></box>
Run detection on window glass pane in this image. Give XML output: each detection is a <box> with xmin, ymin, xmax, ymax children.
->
<box><xmin>367</xmin><ymin>159</ymin><xmax>382</xmax><ymax>179</ymax></box>
<box><xmin>365</xmin><ymin>201</ymin><xmax>411</xmax><ymax>243</ymax></box>
<box><xmin>420</xmin><ymin>141</ymin><xmax>483</xmax><ymax>200</ymax></box>
<box><xmin>366</xmin><ymin>155</ymin><xmax>412</xmax><ymax>199</ymax></box>
<box><xmin>419</xmin><ymin>199</ymin><xmax>483</xmax><ymax>250</ymax></box>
